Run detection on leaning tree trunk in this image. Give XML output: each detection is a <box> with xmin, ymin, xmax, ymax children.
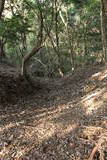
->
<box><xmin>101</xmin><ymin>0</ymin><xmax>107</xmax><ymax>61</ymax></box>
<box><xmin>21</xmin><ymin>6</ymin><xmax>44</xmax><ymax>78</ymax></box>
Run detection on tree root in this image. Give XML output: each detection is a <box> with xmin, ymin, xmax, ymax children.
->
<box><xmin>88</xmin><ymin>144</ymin><xmax>100</xmax><ymax>160</ymax></box>
<box><xmin>88</xmin><ymin>133</ymin><xmax>107</xmax><ymax>160</ymax></box>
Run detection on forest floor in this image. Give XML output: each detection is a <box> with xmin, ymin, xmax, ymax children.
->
<box><xmin>0</xmin><ymin>63</ymin><xmax>107</xmax><ymax>160</ymax></box>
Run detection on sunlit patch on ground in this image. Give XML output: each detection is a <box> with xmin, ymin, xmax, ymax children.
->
<box><xmin>81</xmin><ymin>88</ymin><xmax>106</xmax><ymax>115</ymax></box>
<box><xmin>1</xmin><ymin>65</ymin><xmax>107</xmax><ymax>159</ymax></box>
<box><xmin>82</xmin><ymin>126</ymin><xmax>105</xmax><ymax>140</ymax></box>
<box><xmin>91</xmin><ymin>68</ymin><xmax>107</xmax><ymax>81</ymax></box>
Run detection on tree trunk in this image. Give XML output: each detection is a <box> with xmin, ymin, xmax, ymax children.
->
<box><xmin>0</xmin><ymin>40</ymin><xmax>5</xmax><ymax>61</ymax></box>
<box><xmin>0</xmin><ymin>0</ymin><xmax>6</xmax><ymax>60</ymax></box>
<box><xmin>21</xmin><ymin>6</ymin><xmax>44</xmax><ymax>77</ymax></box>
<box><xmin>101</xmin><ymin>0</ymin><xmax>107</xmax><ymax>61</ymax></box>
<box><xmin>54</xmin><ymin>0</ymin><xmax>64</xmax><ymax>75</ymax></box>
<box><xmin>21</xmin><ymin>45</ymin><xmax>42</xmax><ymax>77</ymax></box>
<box><xmin>0</xmin><ymin>0</ymin><xmax>5</xmax><ymax>18</ymax></box>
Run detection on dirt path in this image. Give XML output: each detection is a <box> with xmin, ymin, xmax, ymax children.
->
<box><xmin>0</xmin><ymin>64</ymin><xmax>107</xmax><ymax>160</ymax></box>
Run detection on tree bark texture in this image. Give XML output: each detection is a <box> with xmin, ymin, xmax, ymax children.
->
<box><xmin>101</xmin><ymin>0</ymin><xmax>107</xmax><ymax>60</ymax></box>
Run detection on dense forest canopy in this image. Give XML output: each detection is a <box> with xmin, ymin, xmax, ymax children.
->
<box><xmin>0</xmin><ymin>0</ymin><xmax>107</xmax><ymax>77</ymax></box>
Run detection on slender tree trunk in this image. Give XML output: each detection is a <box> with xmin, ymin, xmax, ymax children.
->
<box><xmin>0</xmin><ymin>0</ymin><xmax>5</xmax><ymax>18</ymax></box>
<box><xmin>21</xmin><ymin>7</ymin><xmax>44</xmax><ymax>77</ymax></box>
<box><xmin>54</xmin><ymin>0</ymin><xmax>64</xmax><ymax>75</ymax></box>
<box><xmin>66</xmin><ymin>10</ymin><xmax>75</xmax><ymax>70</ymax></box>
<box><xmin>0</xmin><ymin>40</ymin><xmax>5</xmax><ymax>61</ymax></box>
<box><xmin>101</xmin><ymin>0</ymin><xmax>107</xmax><ymax>61</ymax></box>
<box><xmin>0</xmin><ymin>0</ymin><xmax>6</xmax><ymax>60</ymax></box>
<box><xmin>60</xmin><ymin>9</ymin><xmax>75</xmax><ymax>70</ymax></box>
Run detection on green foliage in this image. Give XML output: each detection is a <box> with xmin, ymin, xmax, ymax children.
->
<box><xmin>0</xmin><ymin>15</ymin><xmax>30</xmax><ymax>44</ymax></box>
<box><xmin>0</xmin><ymin>0</ymin><xmax>103</xmax><ymax>77</ymax></box>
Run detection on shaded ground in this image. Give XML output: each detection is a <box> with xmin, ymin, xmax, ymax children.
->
<box><xmin>0</xmin><ymin>63</ymin><xmax>107</xmax><ymax>160</ymax></box>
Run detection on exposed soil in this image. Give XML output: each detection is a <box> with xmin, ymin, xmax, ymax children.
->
<box><xmin>0</xmin><ymin>63</ymin><xmax>107</xmax><ymax>160</ymax></box>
